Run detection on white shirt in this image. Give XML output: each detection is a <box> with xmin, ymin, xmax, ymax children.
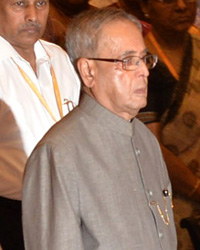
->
<box><xmin>0</xmin><ymin>36</ymin><xmax>80</xmax><ymax>200</ymax></box>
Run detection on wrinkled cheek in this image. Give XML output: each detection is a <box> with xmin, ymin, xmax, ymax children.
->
<box><xmin>113</xmin><ymin>71</ymin><xmax>129</xmax><ymax>85</ymax></box>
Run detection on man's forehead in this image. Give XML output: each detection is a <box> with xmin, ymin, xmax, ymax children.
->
<box><xmin>98</xmin><ymin>20</ymin><xmax>144</xmax><ymax>55</ymax></box>
<box><xmin>100</xmin><ymin>19</ymin><xmax>141</xmax><ymax>42</ymax></box>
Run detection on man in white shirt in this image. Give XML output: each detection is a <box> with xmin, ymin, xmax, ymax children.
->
<box><xmin>0</xmin><ymin>0</ymin><xmax>80</xmax><ymax>249</ymax></box>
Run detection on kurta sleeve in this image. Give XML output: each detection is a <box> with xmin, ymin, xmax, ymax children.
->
<box><xmin>22</xmin><ymin>142</ymin><xmax>84</xmax><ymax>250</ymax></box>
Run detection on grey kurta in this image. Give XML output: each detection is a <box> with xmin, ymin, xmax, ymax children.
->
<box><xmin>22</xmin><ymin>92</ymin><xmax>177</xmax><ymax>250</ymax></box>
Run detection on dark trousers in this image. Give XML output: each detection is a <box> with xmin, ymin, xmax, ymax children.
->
<box><xmin>0</xmin><ymin>196</ymin><xmax>25</xmax><ymax>250</ymax></box>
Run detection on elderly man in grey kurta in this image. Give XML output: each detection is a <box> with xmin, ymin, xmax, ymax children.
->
<box><xmin>22</xmin><ymin>8</ymin><xmax>177</xmax><ymax>250</ymax></box>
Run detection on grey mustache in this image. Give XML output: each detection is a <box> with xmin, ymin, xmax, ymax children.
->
<box><xmin>20</xmin><ymin>22</ymin><xmax>41</xmax><ymax>31</ymax></box>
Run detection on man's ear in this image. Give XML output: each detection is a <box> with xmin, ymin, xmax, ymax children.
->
<box><xmin>77</xmin><ymin>58</ymin><xmax>95</xmax><ymax>88</ymax></box>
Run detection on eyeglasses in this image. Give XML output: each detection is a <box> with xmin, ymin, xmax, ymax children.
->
<box><xmin>87</xmin><ymin>54</ymin><xmax>158</xmax><ymax>71</ymax></box>
<box><xmin>154</xmin><ymin>0</ymin><xmax>196</xmax><ymax>4</ymax></box>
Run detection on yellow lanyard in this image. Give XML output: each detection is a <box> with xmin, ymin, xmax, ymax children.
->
<box><xmin>148</xmin><ymin>32</ymin><xmax>179</xmax><ymax>81</ymax></box>
<box><xmin>12</xmin><ymin>58</ymin><xmax>63</xmax><ymax>122</ymax></box>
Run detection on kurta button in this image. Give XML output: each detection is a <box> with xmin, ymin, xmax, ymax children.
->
<box><xmin>135</xmin><ymin>148</ymin><xmax>140</xmax><ymax>156</ymax></box>
<box><xmin>159</xmin><ymin>232</ymin><xmax>163</xmax><ymax>239</ymax></box>
<box><xmin>148</xmin><ymin>190</ymin><xmax>153</xmax><ymax>197</ymax></box>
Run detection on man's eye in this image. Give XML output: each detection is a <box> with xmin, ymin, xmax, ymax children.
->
<box><xmin>14</xmin><ymin>1</ymin><xmax>24</xmax><ymax>6</ymax></box>
<box><xmin>135</xmin><ymin>60</ymin><xmax>140</xmax><ymax>66</ymax></box>
<box><xmin>126</xmin><ymin>57</ymin><xmax>136</xmax><ymax>66</ymax></box>
<box><xmin>124</xmin><ymin>58</ymin><xmax>130</xmax><ymax>65</ymax></box>
<box><xmin>36</xmin><ymin>0</ymin><xmax>47</xmax><ymax>6</ymax></box>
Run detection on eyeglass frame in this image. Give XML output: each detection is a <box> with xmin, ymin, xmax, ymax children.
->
<box><xmin>87</xmin><ymin>53</ymin><xmax>158</xmax><ymax>71</ymax></box>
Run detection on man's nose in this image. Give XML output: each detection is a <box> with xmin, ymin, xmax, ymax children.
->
<box><xmin>25</xmin><ymin>6</ymin><xmax>38</xmax><ymax>22</ymax></box>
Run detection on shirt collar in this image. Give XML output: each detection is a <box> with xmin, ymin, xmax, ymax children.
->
<box><xmin>34</xmin><ymin>39</ymin><xmax>50</xmax><ymax>63</ymax></box>
<box><xmin>0</xmin><ymin>36</ymin><xmax>50</xmax><ymax>64</ymax></box>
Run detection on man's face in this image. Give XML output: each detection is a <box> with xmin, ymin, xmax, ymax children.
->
<box><xmin>0</xmin><ymin>0</ymin><xmax>49</xmax><ymax>50</ymax></box>
<box><xmin>89</xmin><ymin>20</ymin><xmax>149</xmax><ymax>121</ymax></box>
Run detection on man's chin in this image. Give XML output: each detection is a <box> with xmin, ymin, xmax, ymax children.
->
<box><xmin>138</xmin><ymin>99</ymin><xmax>147</xmax><ymax>110</ymax></box>
<box><xmin>20</xmin><ymin>35</ymin><xmax>41</xmax><ymax>47</ymax></box>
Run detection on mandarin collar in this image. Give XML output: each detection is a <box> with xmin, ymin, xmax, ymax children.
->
<box><xmin>79</xmin><ymin>91</ymin><xmax>136</xmax><ymax>137</ymax></box>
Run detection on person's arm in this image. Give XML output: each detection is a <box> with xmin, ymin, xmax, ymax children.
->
<box><xmin>147</xmin><ymin>122</ymin><xmax>200</xmax><ymax>203</ymax></box>
<box><xmin>22</xmin><ymin>142</ymin><xmax>84</xmax><ymax>250</ymax></box>
<box><xmin>0</xmin><ymin>100</ymin><xmax>24</xmax><ymax>200</ymax></box>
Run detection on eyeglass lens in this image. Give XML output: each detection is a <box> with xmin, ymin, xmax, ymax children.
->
<box><xmin>125</xmin><ymin>55</ymin><xmax>157</xmax><ymax>70</ymax></box>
